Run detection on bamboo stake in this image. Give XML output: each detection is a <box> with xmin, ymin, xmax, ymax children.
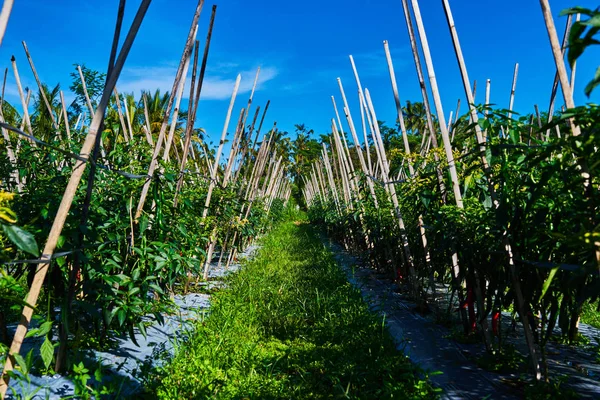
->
<box><xmin>22</xmin><ymin>42</ymin><xmax>60</xmax><ymax>131</ymax></box>
<box><xmin>358</xmin><ymin>91</ymin><xmax>373</xmax><ymax>175</ymax></box>
<box><xmin>539</xmin><ymin>0</ymin><xmax>579</xmax><ymax>137</ymax></box>
<box><xmin>202</xmin><ymin>74</ymin><xmax>240</xmax><ymax>218</ymax></box>
<box><xmin>135</xmin><ymin>0</ymin><xmax>205</xmax><ymax>221</ymax></box>
<box><xmin>546</xmin><ymin>13</ymin><xmax>573</xmax><ymax>140</ymax></box>
<box><xmin>10</xmin><ymin>57</ymin><xmax>34</xmax><ymax>141</ymax></box>
<box><xmin>142</xmin><ymin>93</ymin><xmax>155</xmax><ymax>146</ymax></box>
<box><xmin>113</xmin><ymin>87</ymin><xmax>129</xmax><ymax>143</ymax></box>
<box><xmin>0</xmin><ymin>1</ymin><xmax>151</xmax><ymax>395</ymax></box>
<box><xmin>0</xmin><ymin>0</ymin><xmax>14</xmax><ymax>46</ymax></box>
<box><xmin>59</xmin><ymin>91</ymin><xmax>71</xmax><ymax>142</ymax></box>
<box><xmin>77</xmin><ymin>65</ymin><xmax>96</xmax><ymax>117</ymax></box>
<box><xmin>337</xmin><ymin>78</ymin><xmax>378</xmax><ymax>206</ymax></box>
<box><xmin>365</xmin><ymin>89</ymin><xmax>418</xmax><ymax>292</ymax></box>
<box><xmin>383</xmin><ymin>40</ymin><xmax>414</xmax><ymax>177</ymax></box>
<box><xmin>123</xmin><ymin>94</ymin><xmax>134</xmax><ymax>142</ymax></box>
<box><xmin>507</xmin><ymin>63</ymin><xmax>519</xmax><ymax>120</ymax></box>
<box><xmin>410</xmin><ymin>0</ymin><xmax>461</xmax><ymax>207</ymax></box>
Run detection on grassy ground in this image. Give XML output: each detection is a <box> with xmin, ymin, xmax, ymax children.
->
<box><xmin>148</xmin><ymin>220</ymin><xmax>437</xmax><ymax>399</ymax></box>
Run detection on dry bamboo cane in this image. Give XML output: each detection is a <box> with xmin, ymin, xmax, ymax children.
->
<box><xmin>201</xmin><ymin>74</ymin><xmax>240</xmax><ymax>218</ymax></box>
<box><xmin>113</xmin><ymin>87</ymin><xmax>130</xmax><ymax>143</ymax></box>
<box><xmin>11</xmin><ymin>57</ymin><xmax>34</xmax><ymax>143</ymax></box>
<box><xmin>201</xmin><ymin>78</ymin><xmax>243</xmax><ymax>280</ymax></box>
<box><xmin>410</xmin><ymin>0</ymin><xmax>462</xmax><ymax>207</ymax></box>
<box><xmin>331</xmin><ymin>120</ymin><xmax>356</xmax><ymax>203</ymax></box>
<box><xmin>163</xmin><ymin>50</ymin><xmax>192</xmax><ymax>162</ymax></box>
<box><xmin>322</xmin><ymin>144</ymin><xmax>341</xmax><ymax>211</ymax></box>
<box><xmin>123</xmin><ymin>94</ymin><xmax>134</xmax><ymax>142</ymax></box>
<box><xmin>331</xmin><ymin>96</ymin><xmax>353</xmax><ymax>166</ymax></box>
<box><xmin>337</xmin><ymin>78</ymin><xmax>378</xmax><ymax>207</ymax></box>
<box><xmin>546</xmin><ymin>13</ymin><xmax>574</xmax><ymax>140</ymax></box>
<box><xmin>401</xmin><ymin>0</ymin><xmax>448</xmax><ymax>199</ymax></box>
<box><xmin>0</xmin><ymin>1</ymin><xmax>151</xmax><ymax>395</ymax></box>
<box><xmin>22</xmin><ymin>42</ymin><xmax>60</xmax><ymax>133</ymax></box>
<box><xmin>384</xmin><ymin>41</ymin><xmax>414</xmax><ymax>177</ymax></box>
<box><xmin>251</xmin><ymin>101</ymin><xmax>270</xmax><ymax>150</ymax></box>
<box><xmin>383</xmin><ymin>39</ymin><xmax>433</xmax><ymax>294</ymax></box>
<box><xmin>173</xmin><ymin>39</ymin><xmax>202</xmax><ymax>207</ymax></box>
<box><xmin>365</xmin><ymin>89</ymin><xmax>418</xmax><ymax>291</ymax></box>
<box><xmin>483</xmin><ymin>79</ymin><xmax>491</xmax><ymax>142</ymax></box>
<box><xmin>507</xmin><ymin>63</ymin><xmax>519</xmax><ymax>121</ymax></box>
<box><xmin>406</xmin><ymin>0</ymin><xmax>466</xmax><ymax>327</ymax></box>
<box><xmin>358</xmin><ymin>91</ymin><xmax>373</xmax><ymax>175</ymax></box>
<box><xmin>135</xmin><ymin>0</ymin><xmax>205</xmax><ymax>221</ymax></box>
<box><xmin>223</xmin><ymin>108</ymin><xmax>246</xmax><ymax>185</ymax></box>
<box><xmin>0</xmin><ymin>0</ymin><xmax>14</xmax><ymax>47</ymax></box>
<box><xmin>77</xmin><ymin>65</ymin><xmax>96</xmax><ymax>117</ymax></box>
<box><xmin>142</xmin><ymin>93</ymin><xmax>155</xmax><ymax>146</ymax></box>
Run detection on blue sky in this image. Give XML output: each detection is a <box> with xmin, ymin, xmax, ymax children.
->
<box><xmin>2</xmin><ymin>0</ymin><xmax>599</xmax><ymax>148</ymax></box>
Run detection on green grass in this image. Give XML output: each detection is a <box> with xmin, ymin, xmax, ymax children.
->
<box><xmin>147</xmin><ymin>220</ymin><xmax>437</xmax><ymax>399</ymax></box>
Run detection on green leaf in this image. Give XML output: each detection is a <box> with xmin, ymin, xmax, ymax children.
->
<box><xmin>117</xmin><ymin>308</ymin><xmax>126</xmax><ymax>327</ymax></box>
<box><xmin>2</xmin><ymin>224</ymin><xmax>39</xmax><ymax>256</ymax></box>
<box><xmin>13</xmin><ymin>353</ymin><xmax>28</xmax><ymax>374</ymax></box>
<box><xmin>584</xmin><ymin>66</ymin><xmax>600</xmax><ymax>97</ymax></box>
<box><xmin>539</xmin><ymin>267</ymin><xmax>559</xmax><ymax>303</ymax></box>
<box><xmin>40</xmin><ymin>336</ymin><xmax>54</xmax><ymax>370</ymax></box>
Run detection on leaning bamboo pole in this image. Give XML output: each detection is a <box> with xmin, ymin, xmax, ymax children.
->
<box><xmin>22</xmin><ymin>42</ymin><xmax>60</xmax><ymax>132</ymax></box>
<box><xmin>113</xmin><ymin>87</ymin><xmax>130</xmax><ymax>143</ymax></box>
<box><xmin>337</xmin><ymin>78</ymin><xmax>378</xmax><ymax>207</ymax></box>
<box><xmin>0</xmin><ymin>0</ymin><xmax>14</xmax><ymax>47</ymax></box>
<box><xmin>507</xmin><ymin>63</ymin><xmax>519</xmax><ymax>121</ymax></box>
<box><xmin>135</xmin><ymin>0</ymin><xmax>205</xmax><ymax>221</ymax></box>
<box><xmin>202</xmin><ymin>74</ymin><xmax>240</xmax><ymax>218</ymax></box>
<box><xmin>77</xmin><ymin>65</ymin><xmax>96</xmax><ymax>117</ymax></box>
<box><xmin>0</xmin><ymin>2</ymin><xmax>151</xmax><ymax>395</ymax></box>
<box><xmin>10</xmin><ymin>57</ymin><xmax>34</xmax><ymax>142</ymax></box>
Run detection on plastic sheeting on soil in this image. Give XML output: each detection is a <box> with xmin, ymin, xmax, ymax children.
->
<box><xmin>2</xmin><ymin>245</ymin><xmax>258</xmax><ymax>399</ymax></box>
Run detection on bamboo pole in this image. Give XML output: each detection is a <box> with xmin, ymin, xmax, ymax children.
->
<box><xmin>507</xmin><ymin>63</ymin><xmax>519</xmax><ymax>120</ymax></box>
<box><xmin>337</xmin><ymin>78</ymin><xmax>378</xmax><ymax>207</ymax></box>
<box><xmin>358</xmin><ymin>91</ymin><xmax>373</xmax><ymax>175</ymax></box>
<box><xmin>365</xmin><ymin>89</ymin><xmax>418</xmax><ymax>291</ymax></box>
<box><xmin>383</xmin><ymin>40</ymin><xmax>414</xmax><ymax>177</ymax></box>
<box><xmin>410</xmin><ymin>0</ymin><xmax>462</xmax><ymax>207</ymax></box>
<box><xmin>546</xmin><ymin>13</ymin><xmax>573</xmax><ymax>140</ymax></box>
<box><xmin>0</xmin><ymin>1</ymin><xmax>151</xmax><ymax>395</ymax></box>
<box><xmin>0</xmin><ymin>0</ymin><xmax>14</xmax><ymax>47</ymax></box>
<box><xmin>122</xmin><ymin>94</ymin><xmax>134</xmax><ymax>142</ymax></box>
<box><xmin>22</xmin><ymin>42</ymin><xmax>60</xmax><ymax>131</ymax></box>
<box><xmin>10</xmin><ymin>57</ymin><xmax>34</xmax><ymax>141</ymax></box>
<box><xmin>202</xmin><ymin>74</ymin><xmax>241</xmax><ymax>218</ymax></box>
<box><xmin>135</xmin><ymin>0</ymin><xmax>205</xmax><ymax>222</ymax></box>
<box><xmin>113</xmin><ymin>87</ymin><xmax>129</xmax><ymax>143</ymax></box>
<box><xmin>59</xmin><ymin>91</ymin><xmax>71</xmax><ymax>142</ymax></box>
<box><xmin>77</xmin><ymin>65</ymin><xmax>96</xmax><ymax>117</ymax></box>
<box><xmin>539</xmin><ymin>0</ymin><xmax>580</xmax><ymax>138</ymax></box>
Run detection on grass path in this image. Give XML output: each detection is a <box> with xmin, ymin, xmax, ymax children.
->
<box><xmin>149</xmin><ymin>220</ymin><xmax>437</xmax><ymax>399</ymax></box>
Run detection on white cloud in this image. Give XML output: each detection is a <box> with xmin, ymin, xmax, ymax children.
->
<box><xmin>116</xmin><ymin>63</ymin><xmax>279</xmax><ymax>101</ymax></box>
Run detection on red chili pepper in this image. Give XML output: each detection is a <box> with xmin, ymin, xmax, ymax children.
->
<box><xmin>467</xmin><ymin>286</ymin><xmax>476</xmax><ymax>332</ymax></box>
<box><xmin>492</xmin><ymin>311</ymin><xmax>500</xmax><ymax>336</ymax></box>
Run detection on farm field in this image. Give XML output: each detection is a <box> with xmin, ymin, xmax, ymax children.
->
<box><xmin>0</xmin><ymin>0</ymin><xmax>600</xmax><ymax>399</ymax></box>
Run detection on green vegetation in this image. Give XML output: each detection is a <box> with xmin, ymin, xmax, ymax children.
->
<box><xmin>150</xmin><ymin>220</ymin><xmax>436</xmax><ymax>399</ymax></box>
